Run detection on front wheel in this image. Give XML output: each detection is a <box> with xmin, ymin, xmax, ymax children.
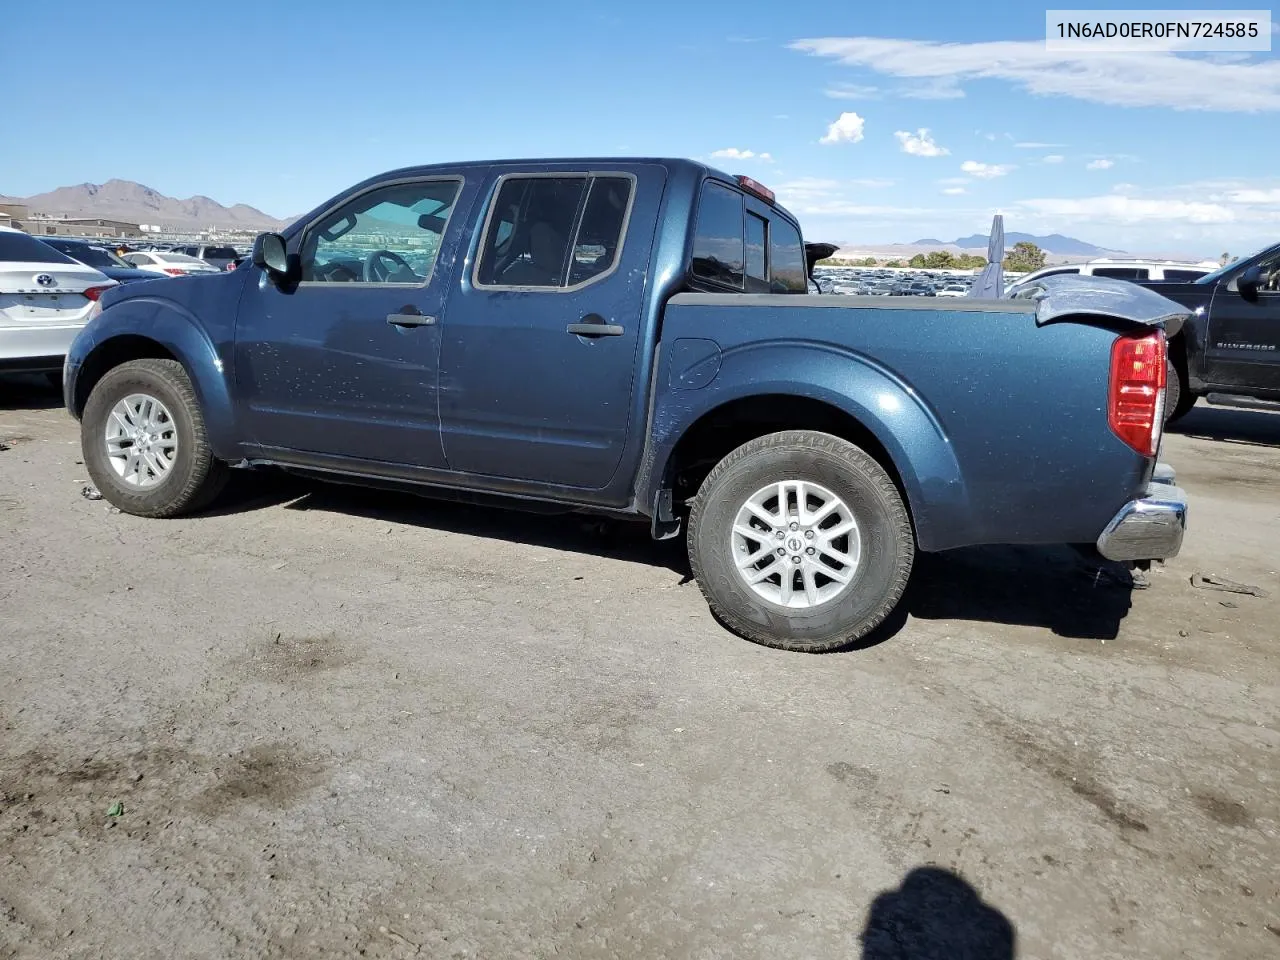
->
<box><xmin>81</xmin><ymin>358</ymin><xmax>228</xmax><ymax>517</ymax></box>
<box><xmin>687</xmin><ymin>431</ymin><xmax>915</xmax><ymax>652</ymax></box>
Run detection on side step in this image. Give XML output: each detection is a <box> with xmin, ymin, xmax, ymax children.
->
<box><xmin>1205</xmin><ymin>392</ymin><xmax>1280</xmax><ymax>413</ymax></box>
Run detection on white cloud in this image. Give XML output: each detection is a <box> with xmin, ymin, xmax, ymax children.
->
<box><xmin>942</xmin><ymin>187</ymin><xmax>967</xmax><ymax>195</ymax></box>
<box><xmin>1043</xmin><ymin>155</ymin><xmax>1065</xmax><ymax>164</ymax></box>
<box><xmin>1018</xmin><ymin>195</ymin><xmax>1233</xmax><ymax>224</ymax></box>
<box><xmin>960</xmin><ymin>160</ymin><xmax>1015</xmax><ymax>179</ymax></box>
<box><xmin>819</xmin><ymin>112</ymin><xmax>866</xmax><ymax>144</ymax></box>
<box><xmin>1015</xmin><ymin>141</ymin><xmax>1063</xmax><ymax>149</ymax></box>
<box><xmin>825</xmin><ymin>83</ymin><xmax>881</xmax><ymax>100</ymax></box>
<box><xmin>709</xmin><ymin>148</ymin><xmax>773</xmax><ymax>162</ymax></box>
<box><xmin>790</xmin><ymin>36</ymin><xmax>1280</xmax><ymax>111</ymax></box>
<box><xmin>984</xmin><ymin>133</ymin><xmax>997</xmax><ymax>141</ymax></box>
<box><xmin>1086</xmin><ymin>158</ymin><xmax>1114</xmax><ymax>170</ymax></box>
<box><xmin>1221</xmin><ymin>187</ymin><xmax>1280</xmax><ymax>204</ymax></box>
<box><xmin>894</xmin><ymin>128</ymin><xmax>949</xmax><ymax>157</ymax></box>
<box><xmin>901</xmin><ymin>78</ymin><xmax>965</xmax><ymax>100</ymax></box>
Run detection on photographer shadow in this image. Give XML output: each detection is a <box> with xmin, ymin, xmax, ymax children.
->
<box><xmin>861</xmin><ymin>866</ymin><xmax>1015</xmax><ymax>960</ymax></box>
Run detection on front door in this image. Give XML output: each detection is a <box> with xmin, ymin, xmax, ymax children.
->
<box><xmin>438</xmin><ymin>167</ymin><xmax>662</xmax><ymax>489</ymax></box>
<box><xmin>234</xmin><ymin>175</ymin><xmax>475</xmax><ymax>468</ymax></box>
<box><xmin>1205</xmin><ymin>248</ymin><xmax>1280</xmax><ymax>394</ymax></box>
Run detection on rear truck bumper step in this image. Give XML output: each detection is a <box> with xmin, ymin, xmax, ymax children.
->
<box><xmin>1205</xmin><ymin>392</ymin><xmax>1280</xmax><ymax>413</ymax></box>
<box><xmin>1097</xmin><ymin>465</ymin><xmax>1187</xmax><ymax>563</ymax></box>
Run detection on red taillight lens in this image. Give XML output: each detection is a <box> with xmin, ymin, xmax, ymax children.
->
<box><xmin>82</xmin><ymin>285</ymin><xmax>111</xmax><ymax>301</ymax></box>
<box><xmin>1108</xmin><ymin>330</ymin><xmax>1166</xmax><ymax>457</ymax></box>
<box><xmin>162</xmin><ymin>268</ymin><xmax>186</xmax><ymax>276</ymax></box>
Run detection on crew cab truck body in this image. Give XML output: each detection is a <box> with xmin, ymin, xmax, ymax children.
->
<box><xmin>64</xmin><ymin>158</ymin><xmax>1188</xmax><ymax>652</ymax></box>
<box><xmin>1132</xmin><ymin>241</ymin><xmax>1280</xmax><ymax>421</ymax></box>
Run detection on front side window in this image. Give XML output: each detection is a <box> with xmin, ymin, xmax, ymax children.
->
<box><xmin>475</xmin><ymin>174</ymin><xmax>634</xmax><ymax>289</ymax></box>
<box><xmin>301</xmin><ymin>178</ymin><xmax>462</xmax><ymax>284</ymax></box>
<box><xmin>1162</xmin><ymin>269</ymin><xmax>1208</xmax><ymax>282</ymax></box>
<box><xmin>768</xmin><ymin>217</ymin><xmax>806</xmax><ymax>293</ymax></box>
<box><xmin>691</xmin><ymin>182</ymin><xmax>744</xmax><ymax>290</ymax></box>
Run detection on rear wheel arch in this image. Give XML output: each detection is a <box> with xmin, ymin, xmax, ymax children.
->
<box><xmin>655</xmin><ymin>394</ymin><xmax>916</xmax><ymax>531</ymax></box>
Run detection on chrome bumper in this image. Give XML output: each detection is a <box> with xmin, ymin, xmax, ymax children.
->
<box><xmin>1096</xmin><ymin>464</ymin><xmax>1187</xmax><ymax>562</ymax></box>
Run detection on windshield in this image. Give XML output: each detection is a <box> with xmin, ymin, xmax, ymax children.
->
<box><xmin>1196</xmin><ymin>242</ymin><xmax>1280</xmax><ymax>284</ymax></box>
<box><xmin>47</xmin><ymin>241</ymin><xmax>131</xmax><ymax>270</ymax></box>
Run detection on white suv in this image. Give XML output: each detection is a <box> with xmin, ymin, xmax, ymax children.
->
<box><xmin>1010</xmin><ymin>258</ymin><xmax>1220</xmax><ymax>291</ymax></box>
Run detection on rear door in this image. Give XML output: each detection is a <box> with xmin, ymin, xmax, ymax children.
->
<box><xmin>1204</xmin><ymin>248</ymin><xmax>1280</xmax><ymax>393</ymax></box>
<box><xmin>437</xmin><ymin>165</ymin><xmax>663</xmax><ymax>489</ymax></box>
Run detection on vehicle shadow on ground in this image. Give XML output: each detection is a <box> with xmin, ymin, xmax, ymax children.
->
<box><xmin>213</xmin><ymin>475</ymin><xmax>1134</xmax><ymax>645</ymax></box>
<box><xmin>0</xmin><ymin>375</ymin><xmax>62</xmax><ymax>411</ymax></box>
<box><xmin>860</xmin><ymin>866</ymin><xmax>1015</xmax><ymax>959</ymax></box>
<box><xmin>1169</xmin><ymin>403</ymin><xmax>1280</xmax><ymax>448</ymax></box>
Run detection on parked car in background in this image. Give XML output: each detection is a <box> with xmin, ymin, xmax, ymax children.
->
<box><xmin>171</xmin><ymin>245</ymin><xmax>241</xmax><ymax>271</ymax></box>
<box><xmin>122</xmin><ymin>251</ymin><xmax>222</xmax><ymax>276</ymax></box>
<box><xmin>1131</xmin><ymin>241</ymin><xmax>1280</xmax><ymax>421</ymax></box>
<box><xmin>65</xmin><ymin>157</ymin><xmax>1187</xmax><ymax>652</ymax></box>
<box><xmin>1</xmin><ymin>227</ymin><xmax>115</xmax><ymax>378</ymax></box>
<box><xmin>38</xmin><ymin>237</ymin><xmax>162</xmax><ymax>285</ymax></box>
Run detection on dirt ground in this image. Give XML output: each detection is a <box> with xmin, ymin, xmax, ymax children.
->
<box><xmin>1</xmin><ymin>374</ymin><xmax>1277</xmax><ymax>960</ymax></box>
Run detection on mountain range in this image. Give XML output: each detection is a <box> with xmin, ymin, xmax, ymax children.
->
<box><xmin>913</xmin><ymin>232</ymin><xmax>1124</xmax><ymax>256</ymax></box>
<box><xmin>0</xmin><ymin>180</ymin><xmax>286</xmax><ymax>231</ymax></box>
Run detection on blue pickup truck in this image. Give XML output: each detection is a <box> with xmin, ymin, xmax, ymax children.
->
<box><xmin>63</xmin><ymin>158</ymin><xmax>1188</xmax><ymax>651</ymax></box>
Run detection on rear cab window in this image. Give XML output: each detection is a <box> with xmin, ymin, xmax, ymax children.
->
<box><xmin>689</xmin><ymin>178</ymin><xmax>806</xmax><ymax>294</ymax></box>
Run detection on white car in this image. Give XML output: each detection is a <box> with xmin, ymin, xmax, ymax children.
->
<box><xmin>121</xmin><ymin>251</ymin><xmax>222</xmax><ymax>276</ymax></box>
<box><xmin>1</xmin><ymin>227</ymin><xmax>116</xmax><ymax>377</ymax></box>
<box><xmin>936</xmin><ymin>284</ymin><xmax>969</xmax><ymax>297</ymax></box>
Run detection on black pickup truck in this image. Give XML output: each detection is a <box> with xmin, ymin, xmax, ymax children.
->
<box><xmin>1135</xmin><ymin>241</ymin><xmax>1280</xmax><ymax>421</ymax></box>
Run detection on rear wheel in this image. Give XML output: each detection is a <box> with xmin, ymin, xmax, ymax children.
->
<box><xmin>1164</xmin><ymin>358</ymin><xmax>1195</xmax><ymax>424</ymax></box>
<box><xmin>82</xmin><ymin>359</ymin><xmax>228</xmax><ymax>517</ymax></box>
<box><xmin>687</xmin><ymin>431</ymin><xmax>914</xmax><ymax>652</ymax></box>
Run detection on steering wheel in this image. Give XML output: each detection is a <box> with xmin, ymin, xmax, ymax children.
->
<box><xmin>363</xmin><ymin>249</ymin><xmax>415</xmax><ymax>282</ymax></box>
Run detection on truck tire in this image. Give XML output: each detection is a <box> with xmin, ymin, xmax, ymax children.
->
<box><xmin>687</xmin><ymin>431</ymin><xmax>914</xmax><ymax>652</ymax></box>
<box><xmin>81</xmin><ymin>359</ymin><xmax>228</xmax><ymax>518</ymax></box>
<box><xmin>1164</xmin><ymin>359</ymin><xmax>1195</xmax><ymax>424</ymax></box>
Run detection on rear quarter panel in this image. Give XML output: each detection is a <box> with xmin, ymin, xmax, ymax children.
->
<box><xmin>653</xmin><ymin>294</ymin><xmax>1148</xmax><ymax>551</ymax></box>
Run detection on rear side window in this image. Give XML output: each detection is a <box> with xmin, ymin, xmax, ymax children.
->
<box><xmin>1092</xmin><ymin>267</ymin><xmax>1149</xmax><ymax>280</ymax></box>
<box><xmin>1163</xmin><ymin>269</ymin><xmax>1207</xmax><ymax>281</ymax></box>
<box><xmin>476</xmin><ymin>174</ymin><xmax>634</xmax><ymax>289</ymax></box>
<box><xmin>0</xmin><ymin>231</ymin><xmax>76</xmax><ymax>264</ymax></box>
<box><xmin>204</xmin><ymin>247</ymin><xmax>237</xmax><ymax>259</ymax></box>
<box><xmin>768</xmin><ymin>217</ymin><xmax>806</xmax><ymax>293</ymax></box>
<box><xmin>691</xmin><ymin>182</ymin><xmax>745</xmax><ymax>289</ymax></box>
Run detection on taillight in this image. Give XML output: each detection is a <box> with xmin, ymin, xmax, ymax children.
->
<box><xmin>1108</xmin><ymin>330</ymin><xmax>1166</xmax><ymax>457</ymax></box>
<box><xmin>82</xmin><ymin>285</ymin><xmax>111</xmax><ymax>301</ymax></box>
<box><xmin>162</xmin><ymin>268</ymin><xmax>186</xmax><ymax>276</ymax></box>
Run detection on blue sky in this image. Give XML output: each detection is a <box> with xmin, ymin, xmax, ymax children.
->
<box><xmin>2</xmin><ymin>0</ymin><xmax>1277</xmax><ymax>255</ymax></box>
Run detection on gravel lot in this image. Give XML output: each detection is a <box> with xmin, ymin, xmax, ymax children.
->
<box><xmin>2</xmin><ymin>374</ymin><xmax>1277</xmax><ymax>960</ymax></box>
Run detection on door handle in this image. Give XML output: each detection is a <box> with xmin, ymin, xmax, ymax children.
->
<box><xmin>387</xmin><ymin>313</ymin><xmax>436</xmax><ymax>327</ymax></box>
<box><xmin>566</xmin><ymin>316</ymin><xmax>624</xmax><ymax>337</ymax></box>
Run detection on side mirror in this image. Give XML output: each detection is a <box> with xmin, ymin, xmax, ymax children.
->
<box><xmin>1238</xmin><ymin>264</ymin><xmax>1262</xmax><ymax>301</ymax></box>
<box><xmin>252</xmin><ymin>232</ymin><xmax>289</xmax><ymax>277</ymax></box>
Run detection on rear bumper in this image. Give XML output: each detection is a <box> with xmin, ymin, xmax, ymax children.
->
<box><xmin>1096</xmin><ymin>464</ymin><xmax>1187</xmax><ymax>562</ymax></box>
<box><xmin>0</xmin><ymin>324</ymin><xmax>83</xmax><ymax>371</ymax></box>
